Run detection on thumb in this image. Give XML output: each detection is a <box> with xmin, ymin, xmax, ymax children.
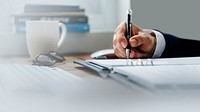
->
<box><xmin>129</xmin><ymin>34</ymin><xmax>144</xmax><ymax>47</ymax></box>
<box><xmin>132</xmin><ymin>23</ymin><xmax>143</xmax><ymax>35</ymax></box>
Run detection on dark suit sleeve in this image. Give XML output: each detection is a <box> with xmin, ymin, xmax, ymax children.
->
<box><xmin>160</xmin><ymin>32</ymin><xmax>200</xmax><ymax>58</ymax></box>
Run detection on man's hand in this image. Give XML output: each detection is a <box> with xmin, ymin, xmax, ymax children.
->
<box><xmin>113</xmin><ymin>22</ymin><xmax>157</xmax><ymax>59</ymax></box>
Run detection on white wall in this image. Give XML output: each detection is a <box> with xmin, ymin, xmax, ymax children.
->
<box><xmin>116</xmin><ymin>0</ymin><xmax>131</xmax><ymax>25</ymax></box>
<box><xmin>131</xmin><ymin>0</ymin><xmax>200</xmax><ymax>40</ymax></box>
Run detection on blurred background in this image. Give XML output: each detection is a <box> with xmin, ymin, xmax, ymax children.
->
<box><xmin>0</xmin><ymin>0</ymin><xmax>129</xmax><ymax>56</ymax></box>
<box><xmin>0</xmin><ymin>0</ymin><xmax>199</xmax><ymax>56</ymax></box>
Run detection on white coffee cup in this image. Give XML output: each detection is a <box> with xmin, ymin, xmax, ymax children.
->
<box><xmin>26</xmin><ymin>21</ymin><xmax>67</xmax><ymax>58</ymax></box>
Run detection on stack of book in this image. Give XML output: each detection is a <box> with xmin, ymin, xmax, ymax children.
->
<box><xmin>11</xmin><ymin>4</ymin><xmax>90</xmax><ymax>33</ymax></box>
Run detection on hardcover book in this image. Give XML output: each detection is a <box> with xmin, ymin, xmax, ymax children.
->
<box><xmin>13</xmin><ymin>23</ymin><xmax>90</xmax><ymax>33</ymax></box>
<box><xmin>24</xmin><ymin>4</ymin><xmax>84</xmax><ymax>13</ymax></box>
<box><xmin>11</xmin><ymin>15</ymin><xmax>88</xmax><ymax>24</ymax></box>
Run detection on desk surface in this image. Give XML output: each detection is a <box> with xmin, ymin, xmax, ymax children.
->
<box><xmin>0</xmin><ymin>55</ymin><xmax>101</xmax><ymax>79</ymax></box>
<box><xmin>1</xmin><ymin>55</ymin><xmax>200</xmax><ymax>112</ymax></box>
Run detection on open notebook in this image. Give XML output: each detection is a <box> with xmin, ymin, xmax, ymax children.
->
<box><xmin>74</xmin><ymin>57</ymin><xmax>200</xmax><ymax>90</ymax></box>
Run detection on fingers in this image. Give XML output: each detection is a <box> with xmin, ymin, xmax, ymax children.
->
<box><xmin>113</xmin><ymin>22</ymin><xmax>151</xmax><ymax>59</ymax></box>
<box><xmin>114</xmin><ymin>47</ymin><xmax>126</xmax><ymax>58</ymax></box>
<box><xmin>129</xmin><ymin>32</ymin><xmax>145</xmax><ymax>47</ymax></box>
<box><xmin>129</xmin><ymin>31</ymin><xmax>152</xmax><ymax>47</ymax></box>
<box><xmin>128</xmin><ymin>31</ymin><xmax>156</xmax><ymax>58</ymax></box>
<box><xmin>113</xmin><ymin>22</ymin><xmax>128</xmax><ymax>58</ymax></box>
<box><xmin>113</xmin><ymin>36</ymin><xmax>127</xmax><ymax>58</ymax></box>
<box><xmin>130</xmin><ymin>49</ymin><xmax>149</xmax><ymax>59</ymax></box>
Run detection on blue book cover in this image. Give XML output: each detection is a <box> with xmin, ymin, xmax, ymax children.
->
<box><xmin>13</xmin><ymin>23</ymin><xmax>90</xmax><ymax>33</ymax></box>
<box><xmin>65</xmin><ymin>24</ymin><xmax>90</xmax><ymax>32</ymax></box>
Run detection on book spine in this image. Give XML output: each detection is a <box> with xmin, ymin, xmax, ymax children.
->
<box><xmin>65</xmin><ymin>24</ymin><xmax>90</xmax><ymax>32</ymax></box>
<box><xmin>24</xmin><ymin>4</ymin><xmax>80</xmax><ymax>12</ymax></box>
<box><xmin>13</xmin><ymin>23</ymin><xmax>90</xmax><ymax>33</ymax></box>
<box><xmin>11</xmin><ymin>16</ymin><xmax>88</xmax><ymax>24</ymax></box>
<box><xmin>24</xmin><ymin>8</ymin><xmax>85</xmax><ymax>13</ymax></box>
<box><xmin>16</xmin><ymin>12</ymin><xmax>85</xmax><ymax>16</ymax></box>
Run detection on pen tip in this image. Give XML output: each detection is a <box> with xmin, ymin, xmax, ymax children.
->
<box><xmin>126</xmin><ymin>49</ymin><xmax>130</xmax><ymax>59</ymax></box>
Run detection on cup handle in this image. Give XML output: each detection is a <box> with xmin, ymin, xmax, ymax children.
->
<box><xmin>58</xmin><ymin>23</ymin><xmax>67</xmax><ymax>49</ymax></box>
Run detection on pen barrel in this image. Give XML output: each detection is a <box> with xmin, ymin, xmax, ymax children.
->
<box><xmin>126</xmin><ymin>35</ymin><xmax>131</xmax><ymax>49</ymax></box>
<box><xmin>126</xmin><ymin>43</ymin><xmax>131</xmax><ymax>49</ymax></box>
<box><xmin>126</xmin><ymin>23</ymin><xmax>132</xmax><ymax>49</ymax></box>
<box><xmin>126</xmin><ymin>9</ymin><xmax>132</xmax><ymax>50</ymax></box>
<box><xmin>126</xmin><ymin>14</ymin><xmax>132</xmax><ymax>37</ymax></box>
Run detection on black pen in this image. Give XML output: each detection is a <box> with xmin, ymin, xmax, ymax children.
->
<box><xmin>126</xmin><ymin>9</ymin><xmax>132</xmax><ymax>59</ymax></box>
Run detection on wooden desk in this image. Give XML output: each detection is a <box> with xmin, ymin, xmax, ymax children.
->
<box><xmin>0</xmin><ymin>55</ymin><xmax>101</xmax><ymax>80</ymax></box>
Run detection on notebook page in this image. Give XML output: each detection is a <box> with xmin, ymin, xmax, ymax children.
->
<box><xmin>86</xmin><ymin>57</ymin><xmax>200</xmax><ymax>68</ymax></box>
<box><xmin>113</xmin><ymin>65</ymin><xmax>200</xmax><ymax>89</ymax></box>
<box><xmin>0</xmin><ymin>64</ymin><xmax>83</xmax><ymax>92</ymax></box>
<box><xmin>152</xmin><ymin>57</ymin><xmax>200</xmax><ymax>65</ymax></box>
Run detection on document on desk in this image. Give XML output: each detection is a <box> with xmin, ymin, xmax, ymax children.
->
<box><xmin>0</xmin><ymin>64</ymin><xmax>142</xmax><ymax>112</ymax></box>
<box><xmin>0</xmin><ymin>64</ymin><xmax>83</xmax><ymax>93</ymax></box>
<box><xmin>75</xmin><ymin>57</ymin><xmax>200</xmax><ymax>90</ymax></box>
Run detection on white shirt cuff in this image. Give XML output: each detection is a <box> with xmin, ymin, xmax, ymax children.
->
<box><xmin>143</xmin><ymin>29</ymin><xmax>166</xmax><ymax>58</ymax></box>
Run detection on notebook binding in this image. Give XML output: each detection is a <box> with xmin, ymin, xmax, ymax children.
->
<box><xmin>126</xmin><ymin>58</ymin><xmax>153</xmax><ymax>66</ymax></box>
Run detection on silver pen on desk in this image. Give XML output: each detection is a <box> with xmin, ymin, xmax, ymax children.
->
<box><xmin>125</xmin><ymin>9</ymin><xmax>132</xmax><ymax>59</ymax></box>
